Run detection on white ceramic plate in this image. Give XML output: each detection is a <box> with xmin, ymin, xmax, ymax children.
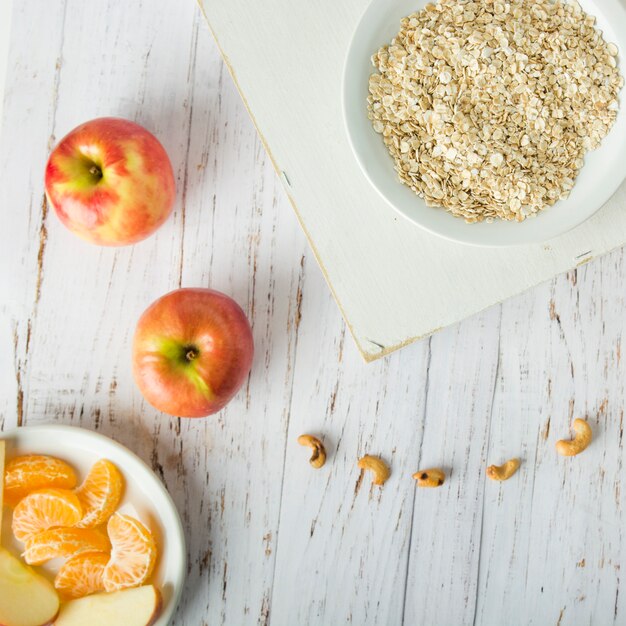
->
<box><xmin>343</xmin><ymin>0</ymin><xmax>626</xmax><ymax>246</ymax></box>
<box><xmin>0</xmin><ymin>425</ymin><xmax>186</xmax><ymax>626</ymax></box>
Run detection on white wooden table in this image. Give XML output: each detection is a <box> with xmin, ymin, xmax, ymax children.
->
<box><xmin>1</xmin><ymin>2</ymin><xmax>625</xmax><ymax>625</ymax></box>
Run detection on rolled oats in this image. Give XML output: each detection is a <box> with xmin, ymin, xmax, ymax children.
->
<box><xmin>367</xmin><ymin>0</ymin><xmax>623</xmax><ymax>222</ymax></box>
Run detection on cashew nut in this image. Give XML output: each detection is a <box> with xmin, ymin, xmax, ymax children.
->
<box><xmin>297</xmin><ymin>435</ymin><xmax>326</xmax><ymax>469</ymax></box>
<box><xmin>412</xmin><ymin>468</ymin><xmax>445</xmax><ymax>487</ymax></box>
<box><xmin>486</xmin><ymin>458</ymin><xmax>520</xmax><ymax>481</ymax></box>
<box><xmin>556</xmin><ymin>418</ymin><xmax>592</xmax><ymax>456</ymax></box>
<box><xmin>357</xmin><ymin>455</ymin><xmax>390</xmax><ymax>485</ymax></box>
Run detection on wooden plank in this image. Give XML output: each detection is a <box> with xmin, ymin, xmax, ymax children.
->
<box><xmin>402</xmin><ymin>307</ymin><xmax>501</xmax><ymax>625</ymax></box>
<box><xmin>0</xmin><ymin>0</ymin><xmax>11</xmax><ymax>123</ymax></box>
<box><xmin>169</xmin><ymin>21</ymin><xmax>310</xmax><ymax>624</ymax></box>
<box><xmin>0</xmin><ymin>0</ymin><xmax>68</xmax><ymax>431</ymax></box>
<box><xmin>199</xmin><ymin>0</ymin><xmax>626</xmax><ymax>361</ymax></box>
<box><xmin>475</xmin><ymin>254</ymin><xmax>626</xmax><ymax>626</ymax></box>
<box><xmin>271</xmin><ymin>276</ymin><xmax>430</xmax><ymax>625</ymax></box>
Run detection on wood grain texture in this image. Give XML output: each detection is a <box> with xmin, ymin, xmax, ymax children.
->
<box><xmin>2</xmin><ymin>2</ymin><xmax>626</xmax><ymax>625</ymax></box>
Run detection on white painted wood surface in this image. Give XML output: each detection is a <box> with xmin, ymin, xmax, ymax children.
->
<box><xmin>1</xmin><ymin>2</ymin><xmax>626</xmax><ymax>625</ymax></box>
<box><xmin>200</xmin><ymin>0</ymin><xmax>626</xmax><ymax>361</ymax></box>
<box><xmin>0</xmin><ymin>0</ymin><xmax>12</xmax><ymax>124</ymax></box>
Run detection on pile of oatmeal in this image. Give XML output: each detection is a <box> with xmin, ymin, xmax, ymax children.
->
<box><xmin>367</xmin><ymin>0</ymin><xmax>623</xmax><ymax>222</ymax></box>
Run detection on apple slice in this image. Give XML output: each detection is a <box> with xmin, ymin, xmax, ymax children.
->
<box><xmin>0</xmin><ymin>547</ymin><xmax>59</xmax><ymax>626</ymax></box>
<box><xmin>54</xmin><ymin>585</ymin><xmax>162</xmax><ymax>626</ymax></box>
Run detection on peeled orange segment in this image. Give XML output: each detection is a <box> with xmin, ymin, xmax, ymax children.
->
<box><xmin>103</xmin><ymin>513</ymin><xmax>157</xmax><ymax>592</ymax></box>
<box><xmin>23</xmin><ymin>526</ymin><xmax>110</xmax><ymax>565</ymax></box>
<box><xmin>55</xmin><ymin>551</ymin><xmax>109</xmax><ymax>599</ymax></box>
<box><xmin>0</xmin><ymin>441</ymin><xmax>5</xmax><ymax>529</ymax></box>
<box><xmin>12</xmin><ymin>488</ymin><xmax>82</xmax><ymax>542</ymax></box>
<box><xmin>4</xmin><ymin>455</ymin><xmax>77</xmax><ymax>507</ymax></box>
<box><xmin>75</xmin><ymin>459</ymin><xmax>124</xmax><ymax>528</ymax></box>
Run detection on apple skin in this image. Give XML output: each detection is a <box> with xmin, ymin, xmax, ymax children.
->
<box><xmin>45</xmin><ymin>117</ymin><xmax>175</xmax><ymax>246</ymax></box>
<box><xmin>132</xmin><ymin>288</ymin><xmax>254</xmax><ymax>417</ymax></box>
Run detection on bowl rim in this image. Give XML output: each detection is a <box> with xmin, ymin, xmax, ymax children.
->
<box><xmin>0</xmin><ymin>424</ymin><xmax>186</xmax><ymax>625</ymax></box>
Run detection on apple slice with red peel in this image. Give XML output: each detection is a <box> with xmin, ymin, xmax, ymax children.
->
<box><xmin>54</xmin><ymin>585</ymin><xmax>162</xmax><ymax>626</ymax></box>
<box><xmin>0</xmin><ymin>547</ymin><xmax>59</xmax><ymax>626</ymax></box>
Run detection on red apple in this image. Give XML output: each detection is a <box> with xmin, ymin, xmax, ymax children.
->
<box><xmin>132</xmin><ymin>288</ymin><xmax>254</xmax><ymax>417</ymax></box>
<box><xmin>45</xmin><ymin>117</ymin><xmax>175</xmax><ymax>246</ymax></box>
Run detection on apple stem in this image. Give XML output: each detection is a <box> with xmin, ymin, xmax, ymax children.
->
<box><xmin>89</xmin><ymin>165</ymin><xmax>102</xmax><ymax>179</ymax></box>
<box><xmin>185</xmin><ymin>349</ymin><xmax>197</xmax><ymax>362</ymax></box>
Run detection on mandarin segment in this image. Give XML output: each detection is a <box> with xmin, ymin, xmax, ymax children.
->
<box><xmin>4</xmin><ymin>455</ymin><xmax>77</xmax><ymax>506</ymax></box>
<box><xmin>103</xmin><ymin>513</ymin><xmax>157</xmax><ymax>592</ymax></box>
<box><xmin>23</xmin><ymin>526</ymin><xmax>110</xmax><ymax>565</ymax></box>
<box><xmin>75</xmin><ymin>459</ymin><xmax>124</xmax><ymax>528</ymax></box>
<box><xmin>12</xmin><ymin>488</ymin><xmax>82</xmax><ymax>542</ymax></box>
<box><xmin>55</xmin><ymin>551</ymin><xmax>109</xmax><ymax>599</ymax></box>
<box><xmin>0</xmin><ymin>441</ymin><xmax>5</xmax><ymax>529</ymax></box>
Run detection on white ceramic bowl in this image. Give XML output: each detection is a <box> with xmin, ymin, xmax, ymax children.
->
<box><xmin>343</xmin><ymin>0</ymin><xmax>626</xmax><ymax>246</ymax></box>
<box><xmin>0</xmin><ymin>425</ymin><xmax>186</xmax><ymax>626</ymax></box>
